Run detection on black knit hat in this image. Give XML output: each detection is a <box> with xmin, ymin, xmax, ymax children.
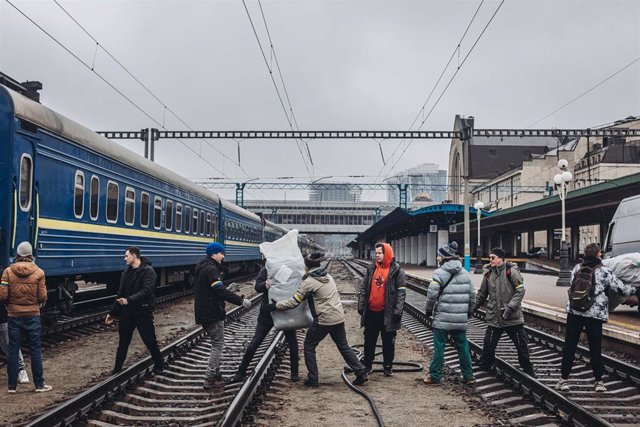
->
<box><xmin>438</xmin><ymin>241</ymin><xmax>459</xmax><ymax>258</ymax></box>
<box><xmin>304</xmin><ymin>253</ymin><xmax>324</xmax><ymax>269</ymax></box>
<box><xmin>490</xmin><ymin>247</ymin><xmax>506</xmax><ymax>260</ymax></box>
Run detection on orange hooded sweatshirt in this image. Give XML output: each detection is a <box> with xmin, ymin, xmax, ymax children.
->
<box><xmin>368</xmin><ymin>243</ymin><xmax>394</xmax><ymax>312</ymax></box>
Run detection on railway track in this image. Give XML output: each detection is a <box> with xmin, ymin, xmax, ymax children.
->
<box><xmin>343</xmin><ymin>259</ymin><xmax>640</xmax><ymax>427</ymax></box>
<box><xmin>24</xmin><ymin>294</ymin><xmax>290</xmax><ymax>427</ymax></box>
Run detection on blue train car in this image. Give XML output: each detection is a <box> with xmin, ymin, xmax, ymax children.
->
<box><xmin>0</xmin><ymin>84</ymin><xmax>257</xmax><ymax>312</ymax></box>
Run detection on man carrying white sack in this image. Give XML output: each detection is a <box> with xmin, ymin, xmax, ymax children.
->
<box><xmin>270</xmin><ymin>253</ymin><xmax>369</xmax><ymax>387</ymax></box>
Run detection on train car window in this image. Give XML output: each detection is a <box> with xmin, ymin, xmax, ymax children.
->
<box><xmin>185</xmin><ymin>206</ymin><xmax>191</xmax><ymax>233</ymax></box>
<box><xmin>140</xmin><ymin>192</ymin><xmax>150</xmax><ymax>228</ymax></box>
<box><xmin>74</xmin><ymin>171</ymin><xmax>85</xmax><ymax>219</ymax></box>
<box><xmin>124</xmin><ymin>187</ymin><xmax>135</xmax><ymax>226</ymax></box>
<box><xmin>199</xmin><ymin>210</ymin><xmax>205</xmax><ymax>235</ymax></box>
<box><xmin>165</xmin><ymin>200</ymin><xmax>174</xmax><ymax>231</ymax></box>
<box><xmin>212</xmin><ymin>214</ymin><xmax>218</xmax><ymax>240</ymax></box>
<box><xmin>192</xmin><ymin>208</ymin><xmax>198</xmax><ymax>235</ymax></box>
<box><xmin>90</xmin><ymin>176</ymin><xmax>99</xmax><ymax>220</ymax></box>
<box><xmin>175</xmin><ymin>204</ymin><xmax>183</xmax><ymax>232</ymax></box>
<box><xmin>154</xmin><ymin>197</ymin><xmax>162</xmax><ymax>230</ymax></box>
<box><xmin>106</xmin><ymin>181</ymin><xmax>119</xmax><ymax>223</ymax></box>
<box><xmin>19</xmin><ymin>155</ymin><xmax>33</xmax><ymax>211</ymax></box>
<box><xmin>206</xmin><ymin>213</ymin><xmax>211</xmax><ymax>236</ymax></box>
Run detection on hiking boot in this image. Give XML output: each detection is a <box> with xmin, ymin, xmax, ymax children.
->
<box><xmin>203</xmin><ymin>376</ymin><xmax>225</xmax><ymax>390</ymax></box>
<box><xmin>554</xmin><ymin>378</ymin><xmax>570</xmax><ymax>392</ymax></box>
<box><xmin>353</xmin><ymin>371</ymin><xmax>369</xmax><ymax>386</ymax></box>
<box><xmin>363</xmin><ymin>364</ymin><xmax>373</xmax><ymax>374</ymax></box>
<box><xmin>464</xmin><ymin>377</ymin><xmax>476</xmax><ymax>385</ymax></box>
<box><xmin>303</xmin><ymin>378</ymin><xmax>319</xmax><ymax>387</ymax></box>
<box><xmin>225</xmin><ymin>372</ymin><xmax>246</xmax><ymax>385</ymax></box>
<box><xmin>594</xmin><ymin>380</ymin><xmax>607</xmax><ymax>392</ymax></box>
<box><xmin>18</xmin><ymin>370</ymin><xmax>30</xmax><ymax>384</ymax></box>
<box><xmin>290</xmin><ymin>373</ymin><xmax>300</xmax><ymax>382</ymax></box>
<box><xmin>383</xmin><ymin>367</ymin><xmax>393</xmax><ymax>377</ymax></box>
<box><xmin>423</xmin><ymin>376</ymin><xmax>441</xmax><ymax>385</ymax></box>
<box><xmin>35</xmin><ymin>385</ymin><xmax>53</xmax><ymax>393</ymax></box>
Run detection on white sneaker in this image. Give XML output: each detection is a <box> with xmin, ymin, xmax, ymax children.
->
<box><xmin>34</xmin><ymin>384</ymin><xmax>52</xmax><ymax>393</ymax></box>
<box><xmin>554</xmin><ymin>378</ymin><xmax>570</xmax><ymax>392</ymax></box>
<box><xmin>18</xmin><ymin>370</ymin><xmax>30</xmax><ymax>384</ymax></box>
<box><xmin>594</xmin><ymin>381</ymin><xmax>607</xmax><ymax>392</ymax></box>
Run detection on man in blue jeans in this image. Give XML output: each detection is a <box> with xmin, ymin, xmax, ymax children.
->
<box><xmin>0</xmin><ymin>241</ymin><xmax>51</xmax><ymax>393</ymax></box>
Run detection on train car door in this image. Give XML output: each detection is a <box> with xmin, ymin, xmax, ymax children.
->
<box><xmin>11</xmin><ymin>135</ymin><xmax>37</xmax><ymax>256</ymax></box>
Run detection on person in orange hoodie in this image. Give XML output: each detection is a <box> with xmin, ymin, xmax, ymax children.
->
<box><xmin>357</xmin><ymin>242</ymin><xmax>406</xmax><ymax>376</ymax></box>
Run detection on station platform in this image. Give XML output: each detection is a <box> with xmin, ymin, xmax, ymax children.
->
<box><xmin>389</xmin><ymin>263</ymin><xmax>640</xmax><ymax>349</ymax></box>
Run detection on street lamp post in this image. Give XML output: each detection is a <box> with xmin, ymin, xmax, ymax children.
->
<box><xmin>473</xmin><ymin>201</ymin><xmax>485</xmax><ymax>274</ymax></box>
<box><xmin>554</xmin><ymin>159</ymin><xmax>573</xmax><ymax>286</ymax></box>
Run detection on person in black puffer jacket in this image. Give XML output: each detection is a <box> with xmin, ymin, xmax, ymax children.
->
<box><xmin>105</xmin><ymin>246</ymin><xmax>164</xmax><ymax>375</ymax></box>
<box><xmin>226</xmin><ymin>264</ymin><xmax>299</xmax><ymax>384</ymax></box>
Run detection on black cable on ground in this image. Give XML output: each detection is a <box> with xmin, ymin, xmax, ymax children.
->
<box><xmin>341</xmin><ymin>345</ymin><xmax>424</xmax><ymax>427</ymax></box>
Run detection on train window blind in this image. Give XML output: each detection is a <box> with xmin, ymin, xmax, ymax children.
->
<box><xmin>192</xmin><ymin>209</ymin><xmax>198</xmax><ymax>235</ymax></box>
<box><xmin>106</xmin><ymin>181</ymin><xmax>119</xmax><ymax>223</ymax></box>
<box><xmin>165</xmin><ymin>200</ymin><xmax>174</xmax><ymax>231</ymax></box>
<box><xmin>212</xmin><ymin>214</ymin><xmax>218</xmax><ymax>240</ymax></box>
<box><xmin>124</xmin><ymin>187</ymin><xmax>135</xmax><ymax>226</ymax></box>
<box><xmin>185</xmin><ymin>206</ymin><xmax>191</xmax><ymax>233</ymax></box>
<box><xmin>19</xmin><ymin>155</ymin><xmax>33</xmax><ymax>211</ymax></box>
<box><xmin>154</xmin><ymin>197</ymin><xmax>162</xmax><ymax>230</ymax></box>
<box><xmin>140</xmin><ymin>192</ymin><xmax>150</xmax><ymax>228</ymax></box>
<box><xmin>206</xmin><ymin>213</ymin><xmax>211</xmax><ymax>236</ymax></box>
<box><xmin>90</xmin><ymin>176</ymin><xmax>99</xmax><ymax>220</ymax></box>
<box><xmin>199</xmin><ymin>210</ymin><xmax>205</xmax><ymax>235</ymax></box>
<box><xmin>175</xmin><ymin>204</ymin><xmax>183</xmax><ymax>232</ymax></box>
<box><xmin>74</xmin><ymin>171</ymin><xmax>85</xmax><ymax>219</ymax></box>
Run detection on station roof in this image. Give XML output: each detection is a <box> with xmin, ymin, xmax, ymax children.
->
<box><xmin>355</xmin><ymin>203</ymin><xmax>490</xmax><ymax>244</ymax></box>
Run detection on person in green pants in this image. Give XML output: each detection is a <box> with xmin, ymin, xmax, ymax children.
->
<box><xmin>423</xmin><ymin>242</ymin><xmax>476</xmax><ymax>385</ymax></box>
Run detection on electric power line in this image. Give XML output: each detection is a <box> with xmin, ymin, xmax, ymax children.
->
<box><xmin>527</xmin><ymin>56</ymin><xmax>640</xmax><ymax>128</ymax></box>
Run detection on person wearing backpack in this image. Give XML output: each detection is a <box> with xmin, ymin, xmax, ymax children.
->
<box><xmin>555</xmin><ymin>243</ymin><xmax>640</xmax><ymax>393</ymax></box>
<box><xmin>423</xmin><ymin>242</ymin><xmax>476</xmax><ymax>385</ymax></box>
<box><xmin>475</xmin><ymin>247</ymin><xmax>536</xmax><ymax>377</ymax></box>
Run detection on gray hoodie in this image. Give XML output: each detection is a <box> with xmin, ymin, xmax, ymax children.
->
<box><xmin>425</xmin><ymin>259</ymin><xmax>475</xmax><ymax>331</ymax></box>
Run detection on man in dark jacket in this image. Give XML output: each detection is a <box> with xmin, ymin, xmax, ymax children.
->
<box><xmin>227</xmin><ymin>265</ymin><xmax>299</xmax><ymax>384</ymax></box>
<box><xmin>475</xmin><ymin>247</ymin><xmax>535</xmax><ymax>377</ymax></box>
<box><xmin>194</xmin><ymin>242</ymin><xmax>251</xmax><ymax>390</ymax></box>
<box><xmin>357</xmin><ymin>242</ymin><xmax>406</xmax><ymax>376</ymax></box>
<box><xmin>105</xmin><ymin>246</ymin><xmax>164</xmax><ymax>375</ymax></box>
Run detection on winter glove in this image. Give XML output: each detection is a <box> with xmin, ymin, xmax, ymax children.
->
<box><xmin>267</xmin><ymin>299</ymin><xmax>278</xmax><ymax>312</ymax></box>
<box><xmin>242</xmin><ymin>299</ymin><xmax>252</xmax><ymax>309</ymax></box>
<box><xmin>392</xmin><ymin>313</ymin><xmax>402</xmax><ymax>324</ymax></box>
<box><xmin>501</xmin><ymin>306</ymin><xmax>515</xmax><ymax>320</ymax></box>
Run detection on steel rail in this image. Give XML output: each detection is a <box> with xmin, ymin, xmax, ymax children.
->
<box><xmin>25</xmin><ymin>298</ymin><xmax>257</xmax><ymax>427</ymax></box>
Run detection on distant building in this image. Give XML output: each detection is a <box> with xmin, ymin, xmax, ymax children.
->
<box><xmin>386</xmin><ymin>163</ymin><xmax>447</xmax><ymax>204</ymax></box>
<box><xmin>309</xmin><ymin>183</ymin><xmax>362</xmax><ymax>202</ymax></box>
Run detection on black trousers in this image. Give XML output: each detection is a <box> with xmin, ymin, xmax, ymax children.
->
<box><xmin>304</xmin><ymin>322</ymin><xmax>365</xmax><ymax>383</ymax></box>
<box><xmin>237</xmin><ymin>317</ymin><xmax>299</xmax><ymax>375</ymax></box>
<box><xmin>363</xmin><ymin>310</ymin><xmax>396</xmax><ymax>369</ymax></box>
<box><xmin>479</xmin><ymin>324</ymin><xmax>534</xmax><ymax>375</ymax></box>
<box><xmin>561</xmin><ymin>313</ymin><xmax>604</xmax><ymax>381</ymax></box>
<box><xmin>114</xmin><ymin>311</ymin><xmax>163</xmax><ymax>371</ymax></box>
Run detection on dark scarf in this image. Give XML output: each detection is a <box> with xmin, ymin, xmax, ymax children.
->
<box><xmin>581</xmin><ymin>256</ymin><xmax>602</xmax><ymax>268</ymax></box>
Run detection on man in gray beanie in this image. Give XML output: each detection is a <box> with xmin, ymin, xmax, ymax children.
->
<box><xmin>475</xmin><ymin>247</ymin><xmax>535</xmax><ymax>377</ymax></box>
<box><xmin>1</xmin><ymin>241</ymin><xmax>51</xmax><ymax>392</ymax></box>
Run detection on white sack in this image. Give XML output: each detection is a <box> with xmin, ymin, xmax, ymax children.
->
<box><xmin>602</xmin><ymin>252</ymin><xmax>640</xmax><ymax>311</ymax></box>
<box><xmin>259</xmin><ymin>229</ymin><xmax>313</xmax><ymax>330</ymax></box>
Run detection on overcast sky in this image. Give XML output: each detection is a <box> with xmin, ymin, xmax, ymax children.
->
<box><xmin>1</xmin><ymin>0</ymin><xmax>639</xmax><ymax>202</ymax></box>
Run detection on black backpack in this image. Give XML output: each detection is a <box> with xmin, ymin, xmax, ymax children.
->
<box><xmin>569</xmin><ymin>264</ymin><xmax>599</xmax><ymax>312</ymax></box>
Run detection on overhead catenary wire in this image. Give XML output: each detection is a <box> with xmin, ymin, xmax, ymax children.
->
<box><xmin>50</xmin><ymin>0</ymin><xmax>258</xmax><ymax>183</ymax></box>
<box><xmin>241</xmin><ymin>0</ymin><xmax>314</xmax><ymax>179</ymax></box>
<box><xmin>526</xmin><ymin>56</ymin><xmax>640</xmax><ymax>128</ymax></box>
<box><xmin>382</xmin><ymin>0</ymin><xmax>506</xmax><ymax>181</ymax></box>
<box><xmin>6</xmin><ymin>0</ymin><xmax>270</xmax><ymax>200</ymax></box>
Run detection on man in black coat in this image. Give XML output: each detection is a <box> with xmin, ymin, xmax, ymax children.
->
<box><xmin>227</xmin><ymin>265</ymin><xmax>299</xmax><ymax>384</ymax></box>
<box><xmin>105</xmin><ymin>246</ymin><xmax>164</xmax><ymax>375</ymax></box>
<box><xmin>194</xmin><ymin>242</ymin><xmax>251</xmax><ymax>389</ymax></box>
